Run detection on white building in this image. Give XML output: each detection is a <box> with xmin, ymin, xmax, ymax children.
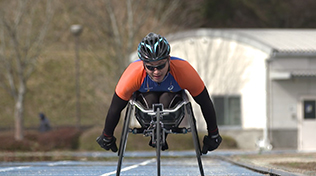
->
<box><xmin>164</xmin><ymin>29</ymin><xmax>316</xmax><ymax>151</ymax></box>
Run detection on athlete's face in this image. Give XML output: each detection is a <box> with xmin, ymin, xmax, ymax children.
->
<box><xmin>144</xmin><ymin>58</ymin><xmax>169</xmax><ymax>83</ymax></box>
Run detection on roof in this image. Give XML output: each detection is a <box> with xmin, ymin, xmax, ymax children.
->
<box><xmin>167</xmin><ymin>29</ymin><xmax>316</xmax><ymax>57</ymax></box>
<box><xmin>291</xmin><ymin>70</ymin><xmax>316</xmax><ymax>77</ymax></box>
<box><xmin>271</xmin><ymin>70</ymin><xmax>316</xmax><ymax>80</ymax></box>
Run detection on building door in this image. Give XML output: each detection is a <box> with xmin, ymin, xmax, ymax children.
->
<box><xmin>298</xmin><ymin>98</ymin><xmax>316</xmax><ymax>151</ymax></box>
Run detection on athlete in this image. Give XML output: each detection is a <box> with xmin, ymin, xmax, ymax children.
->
<box><xmin>96</xmin><ymin>32</ymin><xmax>222</xmax><ymax>154</ymax></box>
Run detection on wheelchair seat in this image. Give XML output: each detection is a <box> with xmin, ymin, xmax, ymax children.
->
<box><xmin>132</xmin><ymin>91</ymin><xmax>189</xmax><ymax>130</ymax></box>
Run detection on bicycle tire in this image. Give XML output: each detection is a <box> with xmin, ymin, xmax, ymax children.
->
<box><xmin>116</xmin><ymin>104</ymin><xmax>133</xmax><ymax>176</ymax></box>
<box><xmin>156</xmin><ymin>107</ymin><xmax>161</xmax><ymax>176</ymax></box>
<box><xmin>187</xmin><ymin>103</ymin><xmax>205</xmax><ymax>176</ymax></box>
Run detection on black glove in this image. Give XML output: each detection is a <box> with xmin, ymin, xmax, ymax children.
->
<box><xmin>96</xmin><ymin>134</ymin><xmax>118</xmax><ymax>152</ymax></box>
<box><xmin>201</xmin><ymin>134</ymin><xmax>222</xmax><ymax>154</ymax></box>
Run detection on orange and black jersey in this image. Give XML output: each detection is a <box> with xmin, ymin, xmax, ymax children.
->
<box><xmin>115</xmin><ymin>57</ymin><xmax>205</xmax><ymax>101</ymax></box>
<box><xmin>104</xmin><ymin>56</ymin><xmax>218</xmax><ymax>137</ymax></box>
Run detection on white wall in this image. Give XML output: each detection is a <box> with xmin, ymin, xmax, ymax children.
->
<box><xmin>170</xmin><ymin>36</ymin><xmax>269</xmax><ymax>130</ymax></box>
<box><xmin>271</xmin><ymin>80</ymin><xmax>308</xmax><ymax>129</ymax></box>
<box><xmin>240</xmin><ymin>48</ymin><xmax>268</xmax><ymax>129</ymax></box>
<box><xmin>270</xmin><ymin>57</ymin><xmax>316</xmax><ymax>129</ymax></box>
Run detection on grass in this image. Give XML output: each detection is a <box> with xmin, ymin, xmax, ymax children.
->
<box><xmin>230</xmin><ymin>152</ymin><xmax>316</xmax><ymax>174</ymax></box>
<box><xmin>0</xmin><ymin>49</ymin><xmax>116</xmax><ymax>130</ymax></box>
<box><xmin>272</xmin><ymin>162</ymin><xmax>316</xmax><ymax>171</ymax></box>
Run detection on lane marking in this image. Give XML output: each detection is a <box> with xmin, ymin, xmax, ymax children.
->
<box><xmin>0</xmin><ymin>166</ymin><xmax>31</xmax><ymax>172</ymax></box>
<box><xmin>100</xmin><ymin>158</ymin><xmax>155</xmax><ymax>176</ymax></box>
<box><xmin>48</xmin><ymin>161</ymin><xmax>74</xmax><ymax>166</ymax></box>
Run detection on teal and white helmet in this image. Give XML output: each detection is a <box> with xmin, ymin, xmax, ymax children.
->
<box><xmin>137</xmin><ymin>33</ymin><xmax>170</xmax><ymax>62</ymax></box>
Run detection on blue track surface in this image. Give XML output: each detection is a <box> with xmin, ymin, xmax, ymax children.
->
<box><xmin>0</xmin><ymin>151</ymin><xmax>265</xmax><ymax>176</ymax></box>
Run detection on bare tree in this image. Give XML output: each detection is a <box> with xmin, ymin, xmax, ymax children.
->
<box><xmin>174</xmin><ymin>37</ymin><xmax>253</xmax><ymax>94</ymax></box>
<box><xmin>0</xmin><ymin>0</ymin><xmax>54</xmax><ymax>140</ymax></box>
<box><xmin>83</xmin><ymin>0</ymin><xmax>182</xmax><ymax>78</ymax></box>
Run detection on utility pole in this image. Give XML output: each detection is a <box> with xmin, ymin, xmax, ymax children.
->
<box><xmin>70</xmin><ymin>24</ymin><xmax>83</xmax><ymax>129</ymax></box>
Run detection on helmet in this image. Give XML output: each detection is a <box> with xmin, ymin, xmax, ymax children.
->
<box><xmin>137</xmin><ymin>32</ymin><xmax>170</xmax><ymax>62</ymax></box>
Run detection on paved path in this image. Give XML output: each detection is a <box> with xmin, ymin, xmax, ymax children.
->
<box><xmin>0</xmin><ymin>151</ymin><xmax>265</xmax><ymax>176</ymax></box>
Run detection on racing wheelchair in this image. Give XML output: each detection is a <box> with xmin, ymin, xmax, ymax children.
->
<box><xmin>116</xmin><ymin>90</ymin><xmax>205</xmax><ymax>176</ymax></box>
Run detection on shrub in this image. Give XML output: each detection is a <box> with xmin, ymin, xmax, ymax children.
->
<box><xmin>79</xmin><ymin>126</ymin><xmax>104</xmax><ymax>151</ymax></box>
<box><xmin>0</xmin><ymin>135</ymin><xmax>34</xmax><ymax>151</ymax></box>
<box><xmin>0</xmin><ymin>127</ymin><xmax>82</xmax><ymax>151</ymax></box>
<box><xmin>37</xmin><ymin>127</ymin><xmax>82</xmax><ymax>151</ymax></box>
<box><xmin>79</xmin><ymin>128</ymin><xmax>239</xmax><ymax>151</ymax></box>
<box><xmin>219</xmin><ymin>135</ymin><xmax>238</xmax><ymax>149</ymax></box>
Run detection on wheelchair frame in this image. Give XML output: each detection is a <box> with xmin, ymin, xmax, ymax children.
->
<box><xmin>116</xmin><ymin>91</ymin><xmax>205</xmax><ymax>176</ymax></box>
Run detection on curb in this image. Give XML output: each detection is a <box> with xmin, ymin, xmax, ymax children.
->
<box><xmin>216</xmin><ymin>155</ymin><xmax>306</xmax><ymax>176</ymax></box>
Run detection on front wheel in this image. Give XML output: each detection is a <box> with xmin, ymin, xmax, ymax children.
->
<box><xmin>156</xmin><ymin>108</ymin><xmax>161</xmax><ymax>176</ymax></box>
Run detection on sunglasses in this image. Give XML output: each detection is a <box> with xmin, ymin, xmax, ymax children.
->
<box><xmin>145</xmin><ymin>61</ymin><xmax>167</xmax><ymax>71</ymax></box>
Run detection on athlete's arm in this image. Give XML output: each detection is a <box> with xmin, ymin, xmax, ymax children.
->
<box><xmin>102</xmin><ymin>61</ymin><xmax>144</xmax><ymax>136</ymax></box>
<box><xmin>170</xmin><ymin>58</ymin><xmax>218</xmax><ymax>135</ymax></box>
<box><xmin>103</xmin><ymin>92</ymin><xmax>128</xmax><ymax>137</ymax></box>
<box><xmin>193</xmin><ymin>87</ymin><xmax>218</xmax><ymax>136</ymax></box>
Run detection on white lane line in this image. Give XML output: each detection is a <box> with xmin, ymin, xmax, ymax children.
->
<box><xmin>100</xmin><ymin>158</ymin><xmax>155</xmax><ymax>176</ymax></box>
<box><xmin>47</xmin><ymin>161</ymin><xmax>74</xmax><ymax>166</ymax></box>
<box><xmin>0</xmin><ymin>166</ymin><xmax>31</xmax><ymax>172</ymax></box>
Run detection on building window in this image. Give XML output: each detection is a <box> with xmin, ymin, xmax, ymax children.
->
<box><xmin>304</xmin><ymin>100</ymin><xmax>316</xmax><ymax>119</ymax></box>
<box><xmin>212</xmin><ymin>95</ymin><xmax>241</xmax><ymax>126</ymax></box>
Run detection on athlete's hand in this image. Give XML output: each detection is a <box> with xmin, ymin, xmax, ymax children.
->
<box><xmin>96</xmin><ymin>134</ymin><xmax>118</xmax><ymax>152</ymax></box>
<box><xmin>201</xmin><ymin>134</ymin><xmax>222</xmax><ymax>154</ymax></box>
